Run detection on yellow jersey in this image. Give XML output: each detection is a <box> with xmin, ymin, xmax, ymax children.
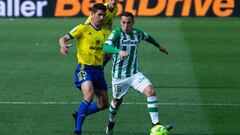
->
<box><xmin>85</xmin><ymin>3</ymin><xmax>118</xmax><ymax>30</ymax></box>
<box><xmin>68</xmin><ymin>24</ymin><xmax>110</xmax><ymax>66</ymax></box>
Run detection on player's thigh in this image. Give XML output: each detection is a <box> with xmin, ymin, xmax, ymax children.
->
<box><xmin>131</xmin><ymin>72</ymin><xmax>152</xmax><ymax>93</ymax></box>
<box><xmin>112</xmin><ymin>78</ymin><xmax>131</xmax><ymax>99</ymax></box>
<box><xmin>74</xmin><ymin>64</ymin><xmax>92</xmax><ymax>89</ymax></box>
<box><xmin>81</xmin><ymin>81</ymin><xmax>95</xmax><ymax>101</ymax></box>
<box><xmin>92</xmin><ymin>67</ymin><xmax>108</xmax><ymax>90</ymax></box>
<box><xmin>74</xmin><ymin>65</ymin><xmax>96</xmax><ymax>101</ymax></box>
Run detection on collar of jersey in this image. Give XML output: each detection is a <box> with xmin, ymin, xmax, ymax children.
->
<box><xmin>89</xmin><ymin>23</ymin><xmax>102</xmax><ymax>31</ymax></box>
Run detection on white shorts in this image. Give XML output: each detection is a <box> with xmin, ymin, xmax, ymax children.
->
<box><xmin>112</xmin><ymin>72</ymin><xmax>152</xmax><ymax>99</ymax></box>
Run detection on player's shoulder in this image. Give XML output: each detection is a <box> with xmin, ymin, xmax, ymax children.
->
<box><xmin>112</xmin><ymin>27</ymin><xmax>121</xmax><ymax>33</ymax></box>
<box><xmin>132</xmin><ymin>28</ymin><xmax>144</xmax><ymax>33</ymax></box>
<box><xmin>72</xmin><ymin>23</ymin><xmax>93</xmax><ymax>34</ymax></box>
<box><xmin>108</xmin><ymin>27</ymin><xmax>121</xmax><ymax>38</ymax></box>
<box><xmin>80</xmin><ymin>23</ymin><xmax>91</xmax><ymax>27</ymax></box>
<box><xmin>70</xmin><ymin>23</ymin><xmax>84</xmax><ymax>32</ymax></box>
<box><xmin>132</xmin><ymin>28</ymin><xmax>149</xmax><ymax>39</ymax></box>
<box><xmin>74</xmin><ymin>23</ymin><xmax>88</xmax><ymax>29</ymax></box>
<box><xmin>80</xmin><ymin>23</ymin><xmax>93</xmax><ymax>30</ymax></box>
<box><xmin>109</xmin><ymin>27</ymin><xmax>121</xmax><ymax>36</ymax></box>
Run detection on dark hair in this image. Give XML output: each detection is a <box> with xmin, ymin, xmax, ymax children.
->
<box><xmin>91</xmin><ymin>3</ymin><xmax>107</xmax><ymax>13</ymax></box>
<box><xmin>121</xmin><ymin>12</ymin><xmax>134</xmax><ymax>20</ymax></box>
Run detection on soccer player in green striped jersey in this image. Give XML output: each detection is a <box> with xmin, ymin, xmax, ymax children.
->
<box><xmin>103</xmin><ymin>12</ymin><xmax>171</xmax><ymax>135</ymax></box>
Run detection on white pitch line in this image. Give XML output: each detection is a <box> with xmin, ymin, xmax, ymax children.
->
<box><xmin>0</xmin><ymin>101</ymin><xmax>239</xmax><ymax>106</ymax></box>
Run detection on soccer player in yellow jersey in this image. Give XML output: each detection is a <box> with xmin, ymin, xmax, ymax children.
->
<box><xmin>85</xmin><ymin>0</ymin><xmax>119</xmax><ymax>67</ymax></box>
<box><xmin>85</xmin><ymin>0</ymin><xmax>118</xmax><ymax>30</ymax></box>
<box><xmin>59</xmin><ymin>3</ymin><xmax>127</xmax><ymax>135</ymax></box>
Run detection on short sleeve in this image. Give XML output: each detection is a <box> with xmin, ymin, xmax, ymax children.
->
<box><xmin>68</xmin><ymin>24</ymin><xmax>83</xmax><ymax>39</ymax></box>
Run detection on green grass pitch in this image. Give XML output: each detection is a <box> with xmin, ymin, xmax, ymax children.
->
<box><xmin>0</xmin><ymin>17</ymin><xmax>240</xmax><ymax>135</ymax></box>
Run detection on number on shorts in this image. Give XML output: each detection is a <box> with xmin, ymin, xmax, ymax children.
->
<box><xmin>114</xmin><ymin>85</ymin><xmax>122</xmax><ymax>94</ymax></box>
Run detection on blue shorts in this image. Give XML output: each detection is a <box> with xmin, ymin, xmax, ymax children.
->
<box><xmin>74</xmin><ymin>64</ymin><xmax>107</xmax><ymax>90</ymax></box>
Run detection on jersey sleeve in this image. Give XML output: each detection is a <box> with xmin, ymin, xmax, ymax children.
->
<box><xmin>135</xmin><ymin>28</ymin><xmax>160</xmax><ymax>47</ymax></box>
<box><xmin>68</xmin><ymin>24</ymin><xmax>83</xmax><ymax>39</ymax></box>
<box><xmin>138</xmin><ymin>29</ymin><xmax>160</xmax><ymax>47</ymax></box>
<box><xmin>103</xmin><ymin>28</ymin><xmax>120</xmax><ymax>54</ymax></box>
<box><xmin>137</xmin><ymin>29</ymin><xmax>149</xmax><ymax>40</ymax></box>
<box><xmin>104</xmin><ymin>28</ymin><xmax>120</xmax><ymax>48</ymax></box>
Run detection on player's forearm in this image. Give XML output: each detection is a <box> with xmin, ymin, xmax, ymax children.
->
<box><xmin>103</xmin><ymin>44</ymin><xmax>120</xmax><ymax>54</ymax></box>
<box><xmin>146</xmin><ymin>35</ymin><xmax>160</xmax><ymax>48</ymax></box>
<box><xmin>59</xmin><ymin>38</ymin><xmax>66</xmax><ymax>48</ymax></box>
<box><xmin>59</xmin><ymin>35</ymin><xmax>70</xmax><ymax>48</ymax></box>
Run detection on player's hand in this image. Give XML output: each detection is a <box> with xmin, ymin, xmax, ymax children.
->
<box><xmin>60</xmin><ymin>46</ymin><xmax>68</xmax><ymax>55</ymax></box>
<box><xmin>119</xmin><ymin>51</ymin><xmax>128</xmax><ymax>58</ymax></box>
<box><xmin>60</xmin><ymin>44</ymin><xmax>73</xmax><ymax>55</ymax></box>
<box><xmin>159</xmin><ymin>46</ymin><xmax>168</xmax><ymax>55</ymax></box>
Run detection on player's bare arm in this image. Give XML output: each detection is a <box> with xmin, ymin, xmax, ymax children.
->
<box><xmin>59</xmin><ymin>34</ymin><xmax>71</xmax><ymax>55</ymax></box>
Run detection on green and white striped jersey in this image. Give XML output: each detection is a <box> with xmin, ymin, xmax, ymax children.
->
<box><xmin>105</xmin><ymin>27</ymin><xmax>149</xmax><ymax>79</ymax></box>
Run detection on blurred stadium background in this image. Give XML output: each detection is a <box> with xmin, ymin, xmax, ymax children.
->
<box><xmin>0</xmin><ymin>0</ymin><xmax>240</xmax><ymax>135</ymax></box>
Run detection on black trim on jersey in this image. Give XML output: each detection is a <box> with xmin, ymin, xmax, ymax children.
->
<box><xmin>68</xmin><ymin>33</ymin><xmax>74</xmax><ymax>39</ymax></box>
<box><xmin>89</xmin><ymin>22</ymin><xmax>102</xmax><ymax>31</ymax></box>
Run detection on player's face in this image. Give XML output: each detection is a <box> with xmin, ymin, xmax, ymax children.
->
<box><xmin>91</xmin><ymin>10</ymin><xmax>106</xmax><ymax>27</ymax></box>
<box><xmin>120</xmin><ymin>16</ymin><xmax>134</xmax><ymax>33</ymax></box>
<box><xmin>108</xmin><ymin>0</ymin><xmax>118</xmax><ymax>9</ymax></box>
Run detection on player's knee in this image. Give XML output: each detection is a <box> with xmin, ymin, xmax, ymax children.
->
<box><xmin>84</xmin><ymin>94</ymin><xmax>94</xmax><ymax>102</ymax></box>
<box><xmin>112</xmin><ymin>99</ymin><xmax>122</xmax><ymax>107</ymax></box>
<box><xmin>144</xmin><ymin>87</ymin><xmax>156</xmax><ymax>97</ymax></box>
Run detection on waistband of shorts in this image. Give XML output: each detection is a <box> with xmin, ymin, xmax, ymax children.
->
<box><xmin>78</xmin><ymin>63</ymin><xmax>102</xmax><ymax>68</ymax></box>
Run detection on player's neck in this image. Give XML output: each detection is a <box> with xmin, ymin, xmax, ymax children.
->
<box><xmin>121</xmin><ymin>28</ymin><xmax>132</xmax><ymax>34</ymax></box>
<box><xmin>90</xmin><ymin>22</ymin><xmax>102</xmax><ymax>31</ymax></box>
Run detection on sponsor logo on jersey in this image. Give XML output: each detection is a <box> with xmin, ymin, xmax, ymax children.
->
<box><xmin>121</xmin><ymin>39</ymin><xmax>138</xmax><ymax>46</ymax></box>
